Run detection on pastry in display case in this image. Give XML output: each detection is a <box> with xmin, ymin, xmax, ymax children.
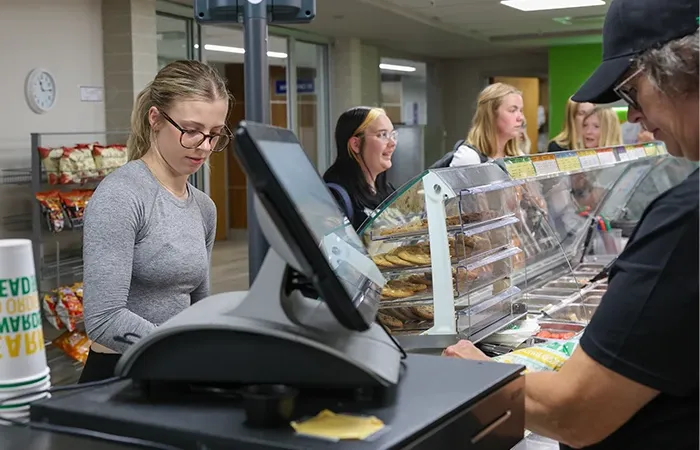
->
<box><xmin>358</xmin><ymin>164</ymin><xmax>527</xmax><ymax>341</ymax></box>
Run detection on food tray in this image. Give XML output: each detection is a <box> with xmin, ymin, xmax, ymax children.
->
<box><xmin>520</xmin><ymin>295</ymin><xmax>563</xmax><ymax>312</ymax></box>
<box><xmin>545</xmin><ymin>303</ymin><xmax>598</xmax><ymax>323</ymax></box>
<box><xmin>579</xmin><ymin>292</ymin><xmax>603</xmax><ymax>305</ymax></box>
<box><xmin>532</xmin><ymin>320</ymin><xmax>586</xmax><ymax>342</ymax></box>
<box><xmin>529</xmin><ymin>288</ymin><xmax>580</xmax><ymax>298</ymax></box>
<box><xmin>542</xmin><ymin>281</ymin><xmax>581</xmax><ymax>290</ymax></box>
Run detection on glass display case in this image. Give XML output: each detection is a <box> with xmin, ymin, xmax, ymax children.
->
<box><xmin>359</xmin><ymin>164</ymin><xmax>528</xmax><ymax>342</ymax></box>
<box><xmin>359</xmin><ymin>140</ymin><xmax>695</xmax><ymax>346</ymax></box>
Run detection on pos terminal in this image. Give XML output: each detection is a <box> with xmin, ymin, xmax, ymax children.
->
<box><xmin>29</xmin><ymin>122</ymin><xmax>525</xmax><ymax>449</ymax></box>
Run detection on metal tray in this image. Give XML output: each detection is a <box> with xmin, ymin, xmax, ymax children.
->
<box><xmin>521</xmin><ymin>295</ymin><xmax>563</xmax><ymax>311</ymax></box>
<box><xmin>574</xmin><ymin>263</ymin><xmax>606</xmax><ymax>272</ymax></box>
<box><xmin>537</xmin><ymin>320</ymin><xmax>586</xmax><ymax>333</ymax></box>
<box><xmin>580</xmin><ymin>293</ymin><xmax>603</xmax><ymax>305</ymax></box>
<box><xmin>543</xmin><ymin>281</ymin><xmax>582</xmax><ymax>290</ymax></box>
<box><xmin>546</xmin><ymin>304</ymin><xmax>598</xmax><ymax>323</ymax></box>
<box><xmin>530</xmin><ymin>288</ymin><xmax>579</xmax><ymax>298</ymax></box>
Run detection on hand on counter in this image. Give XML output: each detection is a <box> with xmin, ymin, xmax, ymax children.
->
<box><xmin>442</xmin><ymin>340</ymin><xmax>490</xmax><ymax>361</ymax></box>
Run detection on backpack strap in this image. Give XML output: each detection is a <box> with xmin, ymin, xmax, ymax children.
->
<box><xmin>326</xmin><ymin>183</ymin><xmax>354</xmax><ymax>222</ymax></box>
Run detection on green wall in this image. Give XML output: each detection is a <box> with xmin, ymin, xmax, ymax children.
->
<box><xmin>548</xmin><ymin>43</ymin><xmax>603</xmax><ymax>139</ymax></box>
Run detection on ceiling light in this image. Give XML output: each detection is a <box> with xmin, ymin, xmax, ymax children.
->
<box><xmin>379</xmin><ymin>63</ymin><xmax>416</xmax><ymax>72</ymax></box>
<box><xmin>501</xmin><ymin>0</ymin><xmax>605</xmax><ymax>12</ymax></box>
<box><xmin>203</xmin><ymin>44</ymin><xmax>287</xmax><ymax>58</ymax></box>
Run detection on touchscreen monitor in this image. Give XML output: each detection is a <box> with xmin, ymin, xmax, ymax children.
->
<box><xmin>233</xmin><ymin>121</ymin><xmax>384</xmax><ymax>331</ymax></box>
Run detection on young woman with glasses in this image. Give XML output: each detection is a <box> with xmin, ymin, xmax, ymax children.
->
<box><xmin>79</xmin><ymin>60</ymin><xmax>231</xmax><ymax>382</ymax></box>
<box><xmin>323</xmin><ymin>106</ymin><xmax>397</xmax><ymax>230</ymax></box>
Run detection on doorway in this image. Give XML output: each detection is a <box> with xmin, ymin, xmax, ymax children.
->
<box><xmin>200</xmin><ymin>25</ymin><xmax>330</xmax><ymax>241</ymax></box>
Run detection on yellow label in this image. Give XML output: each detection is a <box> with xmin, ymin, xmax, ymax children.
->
<box><xmin>555</xmin><ymin>152</ymin><xmax>582</xmax><ymax>172</ymax></box>
<box><xmin>505</xmin><ymin>157</ymin><xmax>536</xmax><ymax>179</ymax></box>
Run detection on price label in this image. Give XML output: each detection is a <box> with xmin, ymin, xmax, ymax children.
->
<box><xmin>616</xmin><ymin>147</ymin><xmax>630</xmax><ymax>161</ymax></box>
<box><xmin>504</xmin><ymin>157</ymin><xmax>536</xmax><ymax>179</ymax></box>
<box><xmin>656</xmin><ymin>143</ymin><xmax>667</xmax><ymax>154</ymax></box>
<box><xmin>578</xmin><ymin>150</ymin><xmax>600</xmax><ymax>169</ymax></box>
<box><xmin>530</xmin><ymin>154</ymin><xmax>559</xmax><ymax>175</ymax></box>
<box><xmin>596</xmin><ymin>148</ymin><xmax>617</xmax><ymax>165</ymax></box>
<box><xmin>555</xmin><ymin>151</ymin><xmax>582</xmax><ymax>172</ymax></box>
<box><xmin>643</xmin><ymin>143</ymin><xmax>658</xmax><ymax>157</ymax></box>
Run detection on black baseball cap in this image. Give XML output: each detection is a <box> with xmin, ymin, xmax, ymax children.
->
<box><xmin>572</xmin><ymin>0</ymin><xmax>699</xmax><ymax>104</ymax></box>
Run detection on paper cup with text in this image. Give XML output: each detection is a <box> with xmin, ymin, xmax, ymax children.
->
<box><xmin>0</xmin><ymin>240</ymin><xmax>47</xmax><ymax>385</ymax></box>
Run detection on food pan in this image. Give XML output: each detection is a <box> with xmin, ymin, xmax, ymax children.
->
<box><xmin>542</xmin><ymin>281</ymin><xmax>582</xmax><ymax>290</ymax></box>
<box><xmin>580</xmin><ymin>293</ymin><xmax>603</xmax><ymax>305</ymax></box>
<box><xmin>520</xmin><ymin>295</ymin><xmax>562</xmax><ymax>311</ymax></box>
<box><xmin>574</xmin><ymin>264</ymin><xmax>605</xmax><ymax>272</ymax></box>
<box><xmin>546</xmin><ymin>304</ymin><xmax>598</xmax><ymax>323</ymax></box>
<box><xmin>530</xmin><ymin>288</ymin><xmax>578</xmax><ymax>298</ymax></box>
<box><xmin>532</xmin><ymin>321</ymin><xmax>585</xmax><ymax>341</ymax></box>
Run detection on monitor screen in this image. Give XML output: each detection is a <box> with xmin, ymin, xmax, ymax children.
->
<box><xmin>233</xmin><ymin>122</ymin><xmax>384</xmax><ymax>331</ymax></box>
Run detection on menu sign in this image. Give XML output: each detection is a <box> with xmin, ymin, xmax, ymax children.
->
<box><xmin>643</xmin><ymin>143</ymin><xmax>658</xmax><ymax>157</ymax></box>
<box><xmin>596</xmin><ymin>148</ymin><xmax>617</xmax><ymax>165</ymax></box>
<box><xmin>555</xmin><ymin>151</ymin><xmax>582</xmax><ymax>172</ymax></box>
<box><xmin>530</xmin><ymin>154</ymin><xmax>559</xmax><ymax>176</ymax></box>
<box><xmin>504</xmin><ymin>156</ymin><xmax>536</xmax><ymax>179</ymax></box>
<box><xmin>615</xmin><ymin>146</ymin><xmax>630</xmax><ymax>161</ymax></box>
<box><xmin>578</xmin><ymin>150</ymin><xmax>600</xmax><ymax>169</ymax></box>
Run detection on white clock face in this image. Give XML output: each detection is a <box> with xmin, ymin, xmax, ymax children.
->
<box><xmin>26</xmin><ymin>69</ymin><xmax>56</xmax><ymax>113</ymax></box>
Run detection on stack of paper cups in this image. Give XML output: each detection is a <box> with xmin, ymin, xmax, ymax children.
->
<box><xmin>0</xmin><ymin>239</ymin><xmax>51</xmax><ymax>424</ymax></box>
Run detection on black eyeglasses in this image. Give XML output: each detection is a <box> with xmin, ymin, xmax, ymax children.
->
<box><xmin>159</xmin><ymin>110</ymin><xmax>231</xmax><ymax>152</ymax></box>
<box><xmin>613</xmin><ymin>67</ymin><xmax>643</xmax><ymax>112</ymax></box>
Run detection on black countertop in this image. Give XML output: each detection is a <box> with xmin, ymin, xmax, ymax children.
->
<box><xmin>17</xmin><ymin>355</ymin><xmax>525</xmax><ymax>449</ymax></box>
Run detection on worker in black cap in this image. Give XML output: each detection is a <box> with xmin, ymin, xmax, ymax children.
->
<box><xmin>444</xmin><ymin>0</ymin><xmax>699</xmax><ymax>449</ymax></box>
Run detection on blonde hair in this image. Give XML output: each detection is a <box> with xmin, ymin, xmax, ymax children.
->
<box><xmin>127</xmin><ymin>60</ymin><xmax>231</xmax><ymax>161</ymax></box>
<box><xmin>551</xmin><ymin>97</ymin><xmax>585</xmax><ymax>150</ymax></box>
<box><xmin>466</xmin><ymin>83</ymin><xmax>523</xmax><ymax>158</ymax></box>
<box><xmin>518</xmin><ymin>121</ymin><xmax>532</xmax><ymax>154</ymax></box>
<box><xmin>347</xmin><ymin>107</ymin><xmax>386</xmax><ymax>160</ymax></box>
<box><xmin>583</xmin><ymin>106</ymin><xmax>623</xmax><ymax>147</ymax></box>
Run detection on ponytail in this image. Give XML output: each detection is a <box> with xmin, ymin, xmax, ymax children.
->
<box><xmin>126</xmin><ymin>83</ymin><xmax>153</xmax><ymax>162</ymax></box>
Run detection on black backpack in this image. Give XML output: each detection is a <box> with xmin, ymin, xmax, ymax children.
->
<box><xmin>430</xmin><ymin>139</ymin><xmax>488</xmax><ymax>169</ymax></box>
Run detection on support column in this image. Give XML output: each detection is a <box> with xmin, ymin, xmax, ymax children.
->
<box><xmin>331</xmin><ymin>38</ymin><xmax>381</xmax><ymax>119</ymax></box>
<box><xmin>102</xmin><ymin>0</ymin><xmax>158</xmax><ymax>133</ymax></box>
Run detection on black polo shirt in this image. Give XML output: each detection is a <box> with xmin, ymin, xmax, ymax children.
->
<box><xmin>560</xmin><ymin>168</ymin><xmax>699</xmax><ymax>450</ymax></box>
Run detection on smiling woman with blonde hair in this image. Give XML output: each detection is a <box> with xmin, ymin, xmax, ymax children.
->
<box><xmin>548</xmin><ymin>97</ymin><xmax>595</xmax><ymax>152</ymax></box>
<box><xmin>581</xmin><ymin>106</ymin><xmax>623</xmax><ymax>148</ymax></box>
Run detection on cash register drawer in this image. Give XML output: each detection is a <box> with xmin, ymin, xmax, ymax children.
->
<box><xmin>403</xmin><ymin>374</ymin><xmax>525</xmax><ymax>449</ymax></box>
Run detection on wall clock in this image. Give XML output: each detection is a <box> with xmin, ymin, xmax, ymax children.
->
<box><xmin>25</xmin><ymin>68</ymin><xmax>57</xmax><ymax>114</ymax></box>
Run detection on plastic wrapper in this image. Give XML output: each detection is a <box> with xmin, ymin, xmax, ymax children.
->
<box><xmin>59</xmin><ymin>189</ymin><xmax>92</xmax><ymax>224</ymax></box>
<box><xmin>492</xmin><ymin>336</ymin><xmax>581</xmax><ymax>373</ymax></box>
<box><xmin>55</xmin><ymin>286</ymin><xmax>83</xmax><ymax>332</ymax></box>
<box><xmin>52</xmin><ymin>330</ymin><xmax>91</xmax><ymax>364</ymax></box>
<box><xmin>92</xmin><ymin>144</ymin><xmax>128</xmax><ymax>177</ymax></box>
<box><xmin>59</xmin><ymin>145</ymin><xmax>99</xmax><ymax>184</ymax></box>
<box><xmin>42</xmin><ymin>292</ymin><xmax>63</xmax><ymax>330</ymax></box>
<box><xmin>38</xmin><ymin>146</ymin><xmax>63</xmax><ymax>185</ymax></box>
<box><xmin>35</xmin><ymin>190</ymin><xmax>65</xmax><ymax>232</ymax></box>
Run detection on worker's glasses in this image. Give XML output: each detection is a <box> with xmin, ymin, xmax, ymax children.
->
<box><xmin>613</xmin><ymin>67</ymin><xmax>643</xmax><ymax>112</ymax></box>
<box><xmin>357</xmin><ymin>130</ymin><xmax>398</xmax><ymax>143</ymax></box>
<box><xmin>160</xmin><ymin>110</ymin><xmax>232</xmax><ymax>152</ymax></box>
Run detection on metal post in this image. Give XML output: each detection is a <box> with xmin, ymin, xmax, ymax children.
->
<box><xmin>243</xmin><ymin>0</ymin><xmax>271</xmax><ymax>285</ymax></box>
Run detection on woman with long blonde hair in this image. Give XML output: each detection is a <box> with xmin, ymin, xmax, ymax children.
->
<box><xmin>81</xmin><ymin>61</ymin><xmax>228</xmax><ymax>382</ymax></box>
<box><xmin>448</xmin><ymin>83</ymin><xmax>525</xmax><ymax>166</ymax></box>
<box><xmin>582</xmin><ymin>106</ymin><xmax>623</xmax><ymax>148</ymax></box>
<box><xmin>548</xmin><ymin>97</ymin><xmax>594</xmax><ymax>152</ymax></box>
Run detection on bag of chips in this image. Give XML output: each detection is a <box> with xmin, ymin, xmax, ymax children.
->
<box><xmin>492</xmin><ymin>336</ymin><xmax>581</xmax><ymax>373</ymax></box>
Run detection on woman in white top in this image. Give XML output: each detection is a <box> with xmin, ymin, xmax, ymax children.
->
<box><xmin>450</xmin><ymin>83</ymin><xmax>525</xmax><ymax>167</ymax></box>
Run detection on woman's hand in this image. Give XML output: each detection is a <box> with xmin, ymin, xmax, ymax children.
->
<box><xmin>442</xmin><ymin>340</ymin><xmax>490</xmax><ymax>361</ymax></box>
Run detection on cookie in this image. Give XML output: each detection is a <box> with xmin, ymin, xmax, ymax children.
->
<box><xmin>377</xmin><ymin>312</ymin><xmax>403</xmax><ymax>330</ymax></box>
<box><xmin>411</xmin><ymin>306</ymin><xmax>434</xmax><ymax>321</ymax></box>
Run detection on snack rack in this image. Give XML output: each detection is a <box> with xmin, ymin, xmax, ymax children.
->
<box><xmin>359</xmin><ymin>163</ymin><xmax>529</xmax><ymax>342</ymax></box>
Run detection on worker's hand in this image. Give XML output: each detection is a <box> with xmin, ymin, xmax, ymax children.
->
<box><xmin>442</xmin><ymin>340</ymin><xmax>490</xmax><ymax>361</ymax></box>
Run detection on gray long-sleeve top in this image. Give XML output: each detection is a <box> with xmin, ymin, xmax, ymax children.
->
<box><xmin>82</xmin><ymin>160</ymin><xmax>216</xmax><ymax>353</ymax></box>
